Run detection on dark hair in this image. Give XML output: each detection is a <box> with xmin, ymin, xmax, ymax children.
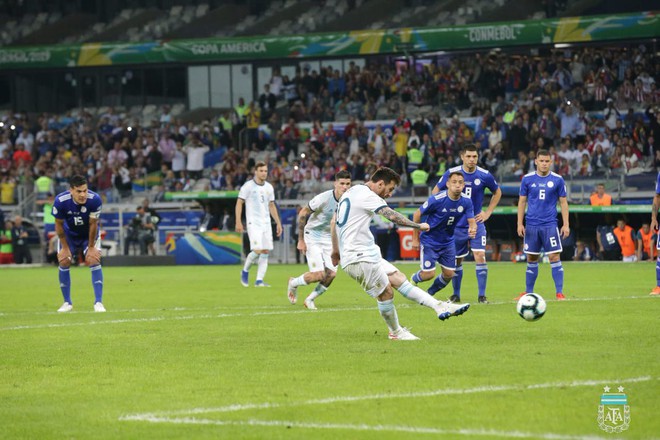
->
<box><xmin>68</xmin><ymin>175</ymin><xmax>87</xmax><ymax>188</ymax></box>
<box><xmin>448</xmin><ymin>171</ymin><xmax>464</xmax><ymax>181</ymax></box>
<box><xmin>461</xmin><ymin>144</ymin><xmax>479</xmax><ymax>154</ymax></box>
<box><xmin>537</xmin><ymin>149</ymin><xmax>551</xmax><ymax>158</ymax></box>
<box><xmin>254</xmin><ymin>161</ymin><xmax>267</xmax><ymax>170</ymax></box>
<box><xmin>370</xmin><ymin>167</ymin><xmax>401</xmax><ymax>186</ymax></box>
<box><xmin>335</xmin><ymin>170</ymin><xmax>351</xmax><ymax>180</ymax></box>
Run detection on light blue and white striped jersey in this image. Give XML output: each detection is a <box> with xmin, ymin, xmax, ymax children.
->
<box><xmin>304</xmin><ymin>189</ymin><xmax>339</xmax><ymax>242</ymax></box>
<box><xmin>238</xmin><ymin>179</ymin><xmax>275</xmax><ymax>228</ymax></box>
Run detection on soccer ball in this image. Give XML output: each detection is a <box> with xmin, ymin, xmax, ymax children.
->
<box><xmin>516</xmin><ymin>293</ymin><xmax>546</xmax><ymax>321</ymax></box>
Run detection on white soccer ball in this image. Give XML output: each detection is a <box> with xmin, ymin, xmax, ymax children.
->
<box><xmin>516</xmin><ymin>293</ymin><xmax>546</xmax><ymax>321</ymax></box>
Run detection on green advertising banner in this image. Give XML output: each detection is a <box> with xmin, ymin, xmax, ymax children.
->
<box><xmin>0</xmin><ymin>11</ymin><xmax>657</xmax><ymax>69</ymax></box>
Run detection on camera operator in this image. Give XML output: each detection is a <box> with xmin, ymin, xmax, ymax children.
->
<box><xmin>124</xmin><ymin>206</ymin><xmax>157</xmax><ymax>255</ymax></box>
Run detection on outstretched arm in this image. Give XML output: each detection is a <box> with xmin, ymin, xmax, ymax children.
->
<box><xmin>377</xmin><ymin>206</ymin><xmax>428</xmax><ymax>230</ymax></box>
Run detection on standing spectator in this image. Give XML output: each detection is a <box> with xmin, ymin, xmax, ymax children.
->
<box><xmin>11</xmin><ymin>215</ymin><xmax>32</xmax><ymax>264</ymax></box>
<box><xmin>184</xmin><ymin>136</ymin><xmax>210</xmax><ymax>180</ymax></box>
<box><xmin>590</xmin><ymin>183</ymin><xmax>612</xmax><ymax>206</ymax></box>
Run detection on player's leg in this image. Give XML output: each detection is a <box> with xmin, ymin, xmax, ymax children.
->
<box><xmin>344</xmin><ymin>261</ymin><xmax>415</xmax><ymax>339</ymax></box>
<box><xmin>471</xmin><ymin>223</ymin><xmax>489</xmax><ymax>303</ymax></box>
<box><xmin>652</xmin><ymin>234</ymin><xmax>660</xmax><ymax>295</ymax></box>
<box><xmin>85</xmin><ymin>237</ymin><xmax>105</xmax><ymax>312</ymax></box>
<box><xmin>303</xmin><ymin>243</ymin><xmax>337</xmax><ymax>309</ymax></box>
<box><xmin>451</xmin><ymin>230</ymin><xmax>469</xmax><ymax>302</ymax></box>
<box><xmin>519</xmin><ymin>226</ymin><xmax>541</xmax><ymax>298</ymax></box>
<box><xmin>428</xmin><ymin>244</ymin><xmax>456</xmax><ymax>296</ymax></box>
<box><xmin>544</xmin><ymin>227</ymin><xmax>565</xmax><ymax>300</ymax></box>
<box><xmin>288</xmin><ymin>240</ymin><xmax>325</xmax><ymax>303</ymax></box>
<box><xmin>56</xmin><ymin>237</ymin><xmax>73</xmax><ymax>312</ymax></box>
<box><xmin>241</xmin><ymin>225</ymin><xmax>260</xmax><ymax>286</ymax></box>
<box><xmin>411</xmin><ymin>244</ymin><xmax>436</xmax><ymax>284</ymax></box>
<box><xmin>255</xmin><ymin>227</ymin><xmax>273</xmax><ymax>286</ymax></box>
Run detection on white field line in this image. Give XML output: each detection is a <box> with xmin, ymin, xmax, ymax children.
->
<box><xmin>2</xmin><ymin>294</ymin><xmax>657</xmax><ymax>331</ymax></box>
<box><xmin>120</xmin><ymin>376</ymin><xmax>655</xmax><ymax>439</ymax></box>
<box><xmin>122</xmin><ymin>376</ymin><xmax>653</xmax><ymax>418</ymax></box>
<box><xmin>119</xmin><ymin>416</ymin><xmax>613</xmax><ymax>440</ymax></box>
<box><xmin>0</xmin><ymin>306</ymin><xmax>374</xmax><ymax>331</ymax></box>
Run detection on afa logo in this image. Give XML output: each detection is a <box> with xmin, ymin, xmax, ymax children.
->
<box><xmin>597</xmin><ymin>386</ymin><xmax>630</xmax><ymax>433</ymax></box>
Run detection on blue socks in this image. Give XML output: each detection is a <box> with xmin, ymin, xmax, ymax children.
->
<box><xmin>91</xmin><ymin>264</ymin><xmax>104</xmax><ymax>303</ymax></box>
<box><xmin>525</xmin><ymin>262</ymin><xmax>539</xmax><ymax>293</ymax></box>
<box><xmin>411</xmin><ymin>271</ymin><xmax>423</xmax><ymax>284</ymax></box>
<box><xmin>451</xmin><ymin>266</ymin><xmax>463</xmax><ymax>298</ymax></box>
<box><xmin>428</xmin><ymin>275</ymin><xmax>450</xmax><ymax>296</ymax></box>
<box><xmin>476</xmin><ymin>263</ymin><xmax>488</xmax><ymax>297</ymax></box>
<box><xmin>550</xmin><ymin>261</ymin><xmax>563</xmax><ymax>293</ymax></box>
<box><xmin>59</xmin><ymin>266</ymin><xmax>71</xmax><ymax>304</ymax></box>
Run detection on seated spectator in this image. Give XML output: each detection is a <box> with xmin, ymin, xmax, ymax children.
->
<box><xmin>573</xmin><ymin>241</ymin><xmax>593</xmax><ymax>261</ymax></box>
<box><xmin>637</xmin><ymin>223</ymin><xmax>657</xmax><ymax>261</ymax></box>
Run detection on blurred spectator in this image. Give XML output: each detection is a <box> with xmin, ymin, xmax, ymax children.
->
<box><xmin>613</xmin><ymin>219</ymin><xmax>637</xmax><ymax>262</ymax></box>
<box><xmin>573</xmin><ymin>241</ymin><xmax>593</xmax><ymax>261</ymax></box>
<box><xmin>637</xmin><ymin>223</ymin><xmax>656</xmax><ymax>261</ymax></box>
<box><xmin>11</xmin><ymin>215</ymin><xmax>31</xmax><ymax>264</ymax></box>
<box><xmin>590</xmin><ymin>183</ymin><xmax>612</xmax><ymax>206</ymax></box>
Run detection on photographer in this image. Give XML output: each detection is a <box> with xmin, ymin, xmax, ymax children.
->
<box><xmin>124</xmin><ymin>206</ymin><xmax>158</xmax><ymax>255</ymax></box>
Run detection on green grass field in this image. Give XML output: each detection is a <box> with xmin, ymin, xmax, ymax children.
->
<box><xmin>1</xmin><ymin>262</ymin><xmax>658</xmax><ymax>439</ymax></box>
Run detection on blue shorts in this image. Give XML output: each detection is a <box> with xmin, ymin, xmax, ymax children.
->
<box><xmin>454</xmin><ymin>223</ymin><xmax>488</xmax><ymax>258</ymax></box>
<box><xmin>58</xmin><ymin>232</ymin><xmax>100</xmax><ymax>256</ymax></box>
<box><xmin>524</xmin><ymin>225</ymin><xmax>563</xmax><ymax>255</ymax></box>
<box><xmin>420</xmin><ymin>241</ymin><xmax>456</xmax><ymax>271</ymax></box>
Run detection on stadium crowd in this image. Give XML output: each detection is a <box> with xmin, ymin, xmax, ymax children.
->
<box><xmin>0</xmin><ymin>45</ymin><xmax>659</xmax><ymax>206</ymax></box>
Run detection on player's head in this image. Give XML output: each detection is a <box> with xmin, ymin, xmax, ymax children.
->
<box><xmin>333</xmin><ymin>170</ymin><xmax>352</xmax><ymax>198</ymax></box>
<box><xmin>641</xmin><ymin>223</ymin><xmax>650</xmax><ymax>232</ymax></box>
<box><xmin>616</xmin><ymin>219</ymin><xmax>626</xmax><ymax>230</ymax></box>
<box><xmin>446</xmin><ymin>171</ymin><xmax>465</xmax><ymax>198</ymax></box>
<box><xmin>535</xmin><ymin>149</ymin><xmax>552</xmax><ymax>175</ymax></box>
<box><xmin>596</xmin><ymin>183</ymin><xmax>606</xmax><ymax>195</ymax></box>
<box><xmin>369</xmin><ymin>167</ymin><xmax>401</xmax><ymax>199</ymax></box>
<box><xmin>460</xmin><ymin>144</ymin><xmax>479</xmax><ymax>171</ymax></box>
<box><xmin>68</xmin><ymin>175</ymin><xmax>89</xmax><ymax>205</ymax></box>
<box><xmin>254</xmin><ymin>161</ymin><xmax>268</xmax><ymax>184</ymax></box>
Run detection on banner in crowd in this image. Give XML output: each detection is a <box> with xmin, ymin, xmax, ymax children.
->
<box><xmin>166</xmin><ymin>231</ymin><xmax>242</xmax><ymax>265</ymax></box>
<box><xmin>0</xmin><ymin>11</ymin><xmax>657</xmax><ymax>69</ymax></box>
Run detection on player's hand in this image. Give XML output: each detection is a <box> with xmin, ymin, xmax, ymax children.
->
<box><xmin>57</xmin><ymin>248</ymin><xmax>72</xmax><ymax>265</ymax></box>
<box><xmin>297</xmin><ymin>239</ymin><xmax>307</xmax><ymax>253</ymax></box>
<box><xmin>468</xmin><ymin>227</ymin><xmax>477</xmax><ymax>238</ymax></box>
<box><xmin>235</xmin><ymin>222</ymin><xmax>244</xmax><ymax>233</ymax></box>
<box><xmin>418</xmin><ymin>222</ymin><xmax>430</xmax><ymax>232</ymax></box>
<box><xmin>561</xmin><ymin>225</ymin><xmax>570</xmax><ymax>239</ymax></box>
<box><xmin>651</xmin><ymin>218</ymin><xmax>658</xmax><ymax>231</ymax></box>
<box><xmin>276</xmin><ymin>224</ymin><xmax>283</xmax><ymax>238</ymax></box>
<box><xmin>85</xmin><ymin>247</ymin><xmax>101</xmax><ymax>266</ymax></box>
<box><xmin>474</xmin><ymin>212</ymin><xmax>490</xmax><ymax>223</ymax></box>
<box><xmin>331</xmin><ymin>250</ymin><xmax>340</xmax><ymax>267</ymax></box>
<box><xmin>517</xmin><ymin>225</ymin><xmax>525</xmax><ymax>237</ymax></box>
<box><xmin>411</xmin><ymin>237</ymin><xmax>420</xmax><ymax>250</ymax></box>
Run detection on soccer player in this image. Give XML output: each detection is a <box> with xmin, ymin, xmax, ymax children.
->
<box><xmin>287</xmin><ymin>170</ymin><xmax>352</xmax><ymax>309</ymax></box>
<box><xmin>331</xmin><ymin>167</ymin><xmax>469</xmax><ymax>341</ymax></box>
<box><xmin>432</xmin><ymin>144</ymin><xmax>502</xmax><ymax>303</ymax></box>
<box><xmin>412</xmin><ymin>171</ymin><xmax>477</xmax><ymax>298</ymax></box>
<box><xmin>236</xmin><ymin>161</ymin><xmax>283</xmax><ymax>287</ymax></box>
<box><xmin>53</xmin><ymin>175</ymin><xmax>105</xmax><ymax>312</ymax></box>
<box><xmin>516</xmin><ymin>149</ymin><xmax>570</xmax><ymax>300</ymax></box>
<box><xmin>648</xmin><ymin>171</ymin><xmax>660</xmax><ymax>295</ymax></box>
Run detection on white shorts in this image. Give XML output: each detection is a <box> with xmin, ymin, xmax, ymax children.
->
<box><xmin>247</xmin><ymin>224</ymin><xmax>273</xmax><ymax>251</ymax></box>
<box><xmin>343</xmin><ymin>259</ymin><xmax>398</xmax><ymax>298</ymax></box>
<box><xmin>305</xmin><ymin>239</ymin><xmax>337</xmax><ymax>273</ymax></box>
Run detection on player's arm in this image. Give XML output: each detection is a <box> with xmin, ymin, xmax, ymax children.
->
<box><xmin>651</xmin><ymin>193</ymin><xmax>660</xmax><ymax>231</ymax></box>
<box><xmin>235</xmin><ymin>198</ymin><xmax>245</xmax><ymax>233</ymax></box>
<box><xmin>467</xmin><ymin>217</ymin><xmax>477</xmax><ymax>238</ymax></box>
<box><xmin>377</xmin><ymin>207</ymin><xmax>429</xmax><ymax>231</ymax></box>
<box><xmin>411</xmin><ymin>209</ymin><xmax>422</xmax><ymax>249</ymax></box>
<box><xmin>559</xmin><ymin>196</ymin><xmax>570</xmax><ymax>238</ymax></box>
<box><xmin>269</xmin><ymin>201</ymin><xmax>283</xmax><ymax>237</ymax></box>
<box><xmin>636</xmin><ymin>232</ymin><xmax>643</xmax><ymax>261</ymax></box>
<box><xmin>330</xmin><ymin>213</ymin><xmax>340</xmax><ymax>267</ymax></box>
<box><xmin>55</xmin><ymin>218</ymin><xmax>72</xmax><ymax>264</ymax></box>
<box><xmin>476</xmin><ymin>187</ymin><xmax>502</xmax><ymax>223</ymax></box>
<box><xmin>296</xmin><ymin>205</ymin><xmax>312</xmax><ymax>253</ymax></box>
<box><xmin>517</xmin><ymin>195</ymin><xmax>527</xmax><ymax>237</ymax></box>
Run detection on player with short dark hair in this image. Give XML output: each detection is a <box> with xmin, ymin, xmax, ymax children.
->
<box><xmin>432</xmin><ymin>144</ymin><xmax>502</xmax><ymax>303</ymax></box>
<box><xmin>516</xmin><ymin>150</ymin><xmax>570</xmax><ymax>301</ymax></box>
<box><xmin>412</xmin><ymin>171</ymin><xmax>477</xmax><ymax>299</ymax></box>
<box><xmin>53</xmin><ymin>175</ymin><xmax>105</xmax><ymax>312</ymax></box>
